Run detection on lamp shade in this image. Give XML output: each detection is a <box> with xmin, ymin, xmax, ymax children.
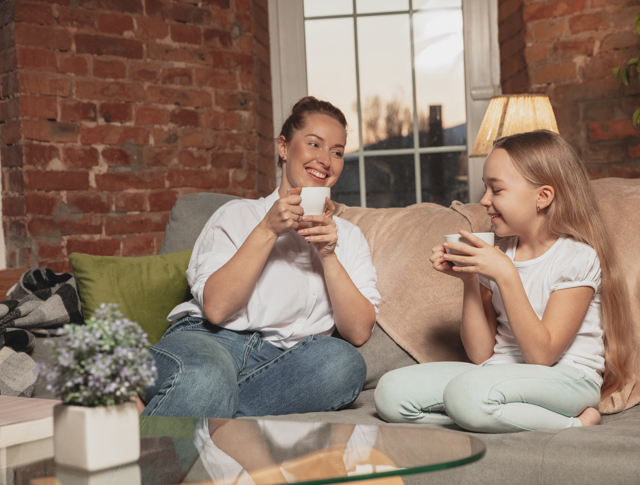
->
<box><xmin>470</xmin><ymin>94</ymin><xmax>559</xmax><ymax>157</ymax></box>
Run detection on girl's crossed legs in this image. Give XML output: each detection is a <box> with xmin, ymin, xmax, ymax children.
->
<box><xmin>374</xmin><ymin>362</ymin><xmax>601</xmax><ymax>433</ymax></box>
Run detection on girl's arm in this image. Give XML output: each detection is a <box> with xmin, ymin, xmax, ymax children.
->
<box><xmin>495</xmin><ymin>275</ymin><xmax>593</xmax><ymax>365</ymax></box>
<box><xmin>202</xmin><ymin>188</ymin><xmax>304</xmax><ymax>324</ymax></box>
<box><xmin>299</xmin><ymin>199</ymin><xmax>376</xmax><ymax>346</ymax></box>
<box><xmin>460</xmin><ymin>278</ymin><xmax>498</xmax><ymax>364</ymax></box>
<box><xmin>431</xmin><ymin>243</ymin><xmax>497</xmax><ymax>363</ymax></box>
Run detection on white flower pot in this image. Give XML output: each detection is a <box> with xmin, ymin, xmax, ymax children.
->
<box><xmin>53</xmin><ymin>401</ymin><xmax>140</xmax><ymax>472</ymax></box>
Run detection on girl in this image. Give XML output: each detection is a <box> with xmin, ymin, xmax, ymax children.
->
<box><xmin>141</xmin><ymin>97</ymin><xmax>380</xmax><ymax>418</ymax></box>
<box><xmin>374</xmin><ymin>130</ymin><xmax>633</xmax><ymax>433</ymax></box>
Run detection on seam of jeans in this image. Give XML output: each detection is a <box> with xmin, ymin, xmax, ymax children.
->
<box><xmin>145</xmin><ymin>347</ymin><xmax>183</xmax><ymax>417</ymax></box>
<box><xmin>241</xmin><ymin>332</ymin><xmax>262</xmax><ymax>373</ymax></box>
<box><xmin>484</xmin><ymin>374</ymin><xmax>595</xmax><ymax>431</ymax></box>
<box><xmin>237</xmin><ymin>335</ymin><xmax>316</xmax><ymax>386</ymax></box>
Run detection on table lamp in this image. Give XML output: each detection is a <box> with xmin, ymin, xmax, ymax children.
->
<box><xmin>467</xmin><ymin>94</ymin><xmax>559</xmax><ymax>202</ymax></box>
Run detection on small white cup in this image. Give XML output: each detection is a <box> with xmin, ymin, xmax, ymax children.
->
<box><xmin>300</xmin><ymin>187</ymin><xmax>330</xmax><ymax>216</ymax></box>
<box><xmin>444</xmin><ymin>232</ymin><xmax>495</xmax><ymax>266</ymax></box>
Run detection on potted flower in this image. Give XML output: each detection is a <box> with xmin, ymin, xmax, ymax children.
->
<box><xmin>40</xmin><ymin>303</ymin><xmax>157</xmax><ymax>472</ymax></box>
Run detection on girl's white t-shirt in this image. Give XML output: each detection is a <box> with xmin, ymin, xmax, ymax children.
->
<box><xmin>479</xmin><ymin>236</ymin><xmax>604</xmax><ymax>386</ymax></box>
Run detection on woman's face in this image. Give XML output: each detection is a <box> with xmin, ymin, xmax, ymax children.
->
<box><xmin>277</xmin><ymin>113</ymin><xmax>346</xmax><ymax>194</ymax></box>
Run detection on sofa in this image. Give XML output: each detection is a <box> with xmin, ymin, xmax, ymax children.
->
<box><xmin>27</xmin><ymin>177</ymin><xmax>640</xmax><ymax>484</ymax></box>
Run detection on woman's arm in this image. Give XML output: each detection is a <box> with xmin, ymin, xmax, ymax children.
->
<box><xmin>298</xmin><ymin>199</ymin><xmax>376</xmax><ymax>346</ymax></box>
<box><xmin>460</xmin><ymin>278</ymin><xmax>498</xmax><ymax>364</ymax></box>
<box><xmin>202</xmin><ymin>188</ymin><xmax>304</xmax><ymax>324</ymax></box>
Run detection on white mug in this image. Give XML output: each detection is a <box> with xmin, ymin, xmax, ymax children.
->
<box><xmin>300</xmin><ymin>187</ymin><xmax>331</xmax><ymax>216</ymax></box>
<box><xmin>444</xmin><ymin>232</ymin><xmax>495</xmax><ymax>266</ymax></box>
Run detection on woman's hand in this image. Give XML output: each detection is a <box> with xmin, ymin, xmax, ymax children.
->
<box><xmin>297</xmin><ymin>198</ymin><xmax>338</xmax><ymax>259</ymax></box>
<box><xmin>262</xmin><ymin>187</ymin><xmax>304</xmax><ymax>237</ymax></box>
<box><xmin>441</xmin><ymin>230</ymin><xmax>516</xmax><ymax>283</ymax></box>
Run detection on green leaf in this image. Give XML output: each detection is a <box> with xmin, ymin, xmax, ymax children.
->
<box><xmin>633</xmin><ymin>109</ymin><xmax>640</xmax><ymax>129</ymax></box>
<box><xmin>622</xmin><ymin>66</ymin><xmax>630</xmax><ymax>85</ymax></box>
<box><xmin>613</xmin><ymin>66</ymin><xmax>620</xmax><ymax>79</ymax></box>
<box><xmin>628</xmin><ymin>57</ymin><xmax>639</xmax><ymax>66</ymax></box>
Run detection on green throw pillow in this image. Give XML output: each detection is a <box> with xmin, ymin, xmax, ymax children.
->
<box><xmin>69</xmin><ymin>250</ymin><xmax>193</xmax><ymax>346</ymax></box>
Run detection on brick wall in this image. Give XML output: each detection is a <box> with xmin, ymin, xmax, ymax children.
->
<box><xmin>0</xmin><ymin>0</ymin><xmax>274</xmax><ymax>271</ymax></box>
<box><xmin>499</xmin><ymin>0</ymin><xmax>640</xmax><ymax>178</ymax></box>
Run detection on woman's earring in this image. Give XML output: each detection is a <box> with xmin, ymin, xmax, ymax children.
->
<box><xmin>537</xmin><ymin>205</ymin><xmax>541</xmax><ymax>212</ymax></box>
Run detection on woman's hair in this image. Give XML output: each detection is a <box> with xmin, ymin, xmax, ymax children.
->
<box><xmin>276</xmin><ymin>96</ymin><xmax>347</xmax><ymax>168</ymax></box>
<box><xmin>493</xmin><ymin>130</ymin><xmax>634</xmax><ymax>401</ymax></box>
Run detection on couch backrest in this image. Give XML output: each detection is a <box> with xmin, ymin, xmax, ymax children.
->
<box><xmin>160</xmin><ymin>193</ymin><xmax>240</xmax><ymax>255</ymax></box>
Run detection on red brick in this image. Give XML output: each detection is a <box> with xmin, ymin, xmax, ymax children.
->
<box><xmin>63</xmin><ymin>146</ymin><xmax>99</xmax><ymax>168</ymax></box>
<box><xmin>95</xmin><ymin>170</ymin><xmax>165</xmax><ymax>191</ymax></box>
<box><xmin>530</xmin><ymin>61</ymin><xmax>577</xmax><ymax>85</ymax></box>
<box><xmin>211</xmin><ymin>51</ymin><xmax>253</xmax><ymax>71</ymax></box>
<box><xmin>569</xmin><ymin>12</ymin><xmax>606</xmax><ymax>34</ymax></box>
<box><xmin>67</xmin><ymin>238</ymin><xmax>121</xmax><ymax>257</ymax></box>
<box><xmin>16</xmin><ymin>48</ymin><xmax>57</xmax><ymax>72</ymax></box>
<box><xmin>76</xmin><ymin>34</ymin><xmax>143</xmax><ymax>59</ymax></box>
<box><xmin>114</xmin><ymin>191</ymin><xmax>146</xmax><ymax>211</ymax></box>
<box><xmin>217</xmin><ymin>92</ymin><xmax>252</xmax><ymax>111</ymax></box>
<box><xmin>14</xmin><ymin>2</ymin><xmax>55</xmax><ymax>25</ymax></box>
<box><xmin>589</xmin><ymin>119</ymin><xmax>640</xmax><ymax>141</ymax></box>
<box><xmin>217</xmin><ymin>132</ymin><xmax>257</xmax><ymax>151</ymax></box>
<box><xmin>93</xmin><ymin>59</ymin><xmax>126</xmax><ymax>79</ymax></box>
<box><xmin>24</xmin><ymin>143</ymin><xmax>59</xmax><ymax>167</ymax></box>
<box><xmin>529</xmin><ymin>18</ymin><xmax>566</xmax><ymax>43</ymax></box>
<box><xmin>148</xmin><ymin>189</ymin><xmax>179</xmax><ymax>211</ymax></box>
<box><xmin>19</xmin><ymin>73</ymin><xmax>71</xmax><ymax>97</ymax></box>
<box><xmin>194</xmin><ymin>68</ymin><xmax>236</xmax><ymax>89</ymax></box>
<box><xmin>67</xmin><ymin>192</ymin><xmax>111</xmax><ymax>213</ymax></box>
<box><xmin>22</xmin><ymin>120</ymin><xmax>78</xmax><ymax>143</ymax></box>
<box><xmin>78</xmin><ymin>0</ymin><xmax>143</xmax><ymax>14</ymax></box>
<box><xmin>57</xmin><ymin>7</ymin><xmax>96</xmax><ymax>30</ymax></box>
<box><xmin>181</xmin><ymin>130</ymin><xmax>216</xmax><ymax>148</ymax></box>
<box><xmin>171</xmin><ymin>23</ymin><xmax>202</xmax><ymax>45</ymax></box>
<box><xmin>60</xmin><ymin>100</ymin><xmax>97</xmax><ymax>122</ymax></box>
<box><xmin>203</xmin><ymin>28</ymin><xmax>232</xmax><ymax>49</ymax></box>
<box><xmin>211</xmin><ymin>151</ymin><xmax>243</xmax><ymax>169</ymax></box>
<box><xmin>38</xmin><ymin>241</ymin><xmax>65</xmax><ymax>261</ymax></box>
<box><xmin>122</xmin><ymin>234</ymin><xmax>155</xmax><ymax>256</ymax></box>
<box><xmin>523</xmin><ymin>0</ymin><xmax>585</xmax><ymax>22</ymax></box>
<box><xmin>167</xmin><ymin>169</ymin><xmax>228</xmax><ymax>188</ymax></box>
<box><xmin>177</xmin><ymin>150</ymin><xmax>207</xmax><ymax>168</ymax></box>
<box><xmin>231</xmin><ymin>169</ymin><xmax>254</xmax><ymax>191</ymax></box>
<box><xmin>80</xmin><ymin>125</ymin><xmax>150</xmax><ymax>145</ymax></box>
<box><xmin>170</xmin><ymin>109</ymin><xmax>199</xmax><ymax>127</ymax></box>
<box><xmin>20</xmin><ymin>95</ymin><xmax>57</xmax><ymax>120</ymax></box>
<box><xmin>130</xmin><ymin>62</ymin><xmax>161</xmax><ymax>82</ymax></box>
<box><xmin>99</xmin><ymin>102</ymin><xmax>132</xmax><ymax>123</ymax></box>
<box><xmin>3</xmin><ymin>196</ymin><xmax>25</xmax><ymax>217</ymax></box>
<box><xmin>601</xmin><ymin>31</ymin><xmax>640</xmax><ymax>53</ymax></box>
<box><xmin>47</xmin><ymin>261</ymin><xmax>73</xmax><ymax>274</ymax></box>
<box><xmin>607</xmin><ymin>165</ymin><xmax>640</xmax><ymax>178</ymax></box>
<box><xmin>147</xmin><ymin>43</ymin><xmax>212</xmax><ymax>66</ymax></box>
<box><xmin>102</xmin><ymin>147</ymin><xmax>131</xmax><ymax>166</ymax></box>
<box><xmin>146</xmin><ymin>86</ymin><xmax>211</xmax><ymax>107</ymax></box>
<box><xmin>98</xmin><ymin>14</ymin><xmax>134</xmax><ymax>35</ymax></box>
<box><xmin>104</xmin><ymin>213</ymin><xmax>168</xmax><ymax>235</ymax></box>
<box><xmin>161</xmin><ymin>67</ymin><xmax>193</xmax><ymax>86</ymax></box>
<box><xmin>144</xmin><ymin>148</ymin><xmax>175</xmax><ymax>167</ymax></box>
<box><xmin>59</xmin><ymin>55</ymin><xmax>89</xmax><ymax>76</ymax></box>
<box><xmin>136</xmin><ymin>17</ymin><xmax>169</xmax><ymax>40</ymax></box>
<box><xmin>553</xmin><ymin>39</ymin><xmax>595</xmax><ymax>58</ymax></box>
<box><xmin>4</xmin><ymin>169</ymin><xmax>24</xmax><ymax>192</ymax></box>
<box><xmin>0</xmin><ymin>145</ymin><xmax>24</xmax><ymax>168</ymax></box>
<box><xmin>135</xmin><ymin>106</ymin><xmax>168</xmax><ymax>125</ymax></box>
<box><xmin>1</xmin><ymin>119</ymin><xmax>22</xmax><ymax>145</ymax></box>
<box><xmin>629</xmin><ymin>144</ymin><xmax>640</xmax><ymax>158</ymax></box>
<box><xmin>25</xmin><ymin>170</ymin><xmax>89</xmax><ymax>191</ymax></box>
<box><xmin>168</xmin><ymin>4</ymin><xmax>212</xmax><ymax>25</ymax></box>
<box><xmin>76</xmin><ymin>81</ymin><xmax>145</xmax><ymax>102</ymax></box>
<box><xmin>153</xmin><ymin>127</ymin><xmax>180</xmax><ymax>147</ymax></box>
<box><xmin>203</xmin><ymin>0</ymin><xmax>231</xmax><ymax>8</ymax></box>
<box><xmin>0</xmin><ymin>98</ymin><xmax>19</xmax><ymax>121</ymax></box>
<box><xmin>14</xmin><ymin>24</ymin><xmax>72</xmax><ymax>51</ymax></box>
<box><xmin>0</xmin><ymin>45</ymin><xmax>16</xmax><ymax>74</ymax></box>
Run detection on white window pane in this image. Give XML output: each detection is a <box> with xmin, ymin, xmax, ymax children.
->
<box><xmin>413</xmin><ymin>0</ymin><xmax>461</xmax><ymax>10</ymax></box>
<box><xmin>305</xmin><ymin>18</ymin><xmax>360</xmax><ymax>153</ymax></box>
<box><xmin>304</xmin><ymin>0</ymin><xmax>353</xmax><ymax>17</ymax></box>
<box><xmin>356</xmin><ymin>0</ymin><xmax>408</xmax><ymax>14</ymax></box>
<box><xmin>358</xmin><ymin>14</ymin><xmax>414</xmax><ymax>150</ymax></box>
<box><xmin>414</xmin><ymin>9</ymin><xmax>466</xmax><ymax>147</ymax></box>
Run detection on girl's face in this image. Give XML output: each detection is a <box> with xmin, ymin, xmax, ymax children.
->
<box><xmin>277</xmin><ymin>113</ymin><xmax>346</xmax><ymax>194</ymax></box>
<box><xmin>480</xmin><ymin>148</ymin><xmax>545</xmax><ymax>239</ymax></box>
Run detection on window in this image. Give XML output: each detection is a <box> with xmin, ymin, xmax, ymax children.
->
<box><xmin>269</xmin><ymin>0</ymin><xmax>500</xmax><ymax>207</ymax></box>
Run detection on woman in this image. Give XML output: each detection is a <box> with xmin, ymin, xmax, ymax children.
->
<box><xmin>141</xmin><ymin>97</ymin><xmax>380</xmax><ymax>418</ymax></box>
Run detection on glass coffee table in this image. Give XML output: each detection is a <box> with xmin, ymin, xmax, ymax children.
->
<box><xmin>11</xmin><ymin>416</ymin><xmax>485</xmax><ymax>485</ymax></box>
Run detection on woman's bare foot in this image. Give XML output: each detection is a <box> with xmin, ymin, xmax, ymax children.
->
<box><xmin>577</xmin><ymin>407</ymin><xmax>601</xmax><ymax>427</ymax></box>
<box><xmin>131</xmin><ymin>395</ymin><xmax>146</xmax><ymax>415</ymax></box>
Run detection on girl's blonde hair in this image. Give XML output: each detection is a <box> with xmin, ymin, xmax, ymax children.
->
<box><xmin>493</xmin><ymin>130</ymin><xmax>633</xmax><ymax>401</ymax></box>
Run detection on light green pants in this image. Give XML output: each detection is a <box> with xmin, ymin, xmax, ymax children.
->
<box><xmin>374</xmin><ymin>362</ymin><xmax>601</xmax><ymax>433</ymax></box>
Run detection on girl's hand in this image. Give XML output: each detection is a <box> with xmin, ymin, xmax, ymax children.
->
<box><xmin>297</xmin><ymin>198</ymin><xmax>338</xmax><ymax>259</ymax></box>
<box><xmin>430</xmin><ymin>244</ymin><xmax>477</xmax><ymax>282</ymax></box>
<box><xmin>262</xmin><ymin>187</ymin><xmax>304</xmax><ymax>237</ymax></box>
<box><xmin>442</xmin><ymin>230</ymin><xmax>515</xmax><ymax>283</ymax></box>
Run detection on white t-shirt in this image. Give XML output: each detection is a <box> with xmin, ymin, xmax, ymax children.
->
<box><xmin>479</xmin><ymin>236</ymin><xmax>604</xmax><ymax>386</ymax></box>
<box><xmin>167</xmin><ymin>189</ymin><xmax>381</xmax><ymax>350</ymax></box>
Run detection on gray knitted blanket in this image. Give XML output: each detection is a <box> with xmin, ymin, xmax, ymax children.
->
<box><xmin>0</xmin><ymin>268</ymin><xmax>83</xmax><ymax>397</ymax></box>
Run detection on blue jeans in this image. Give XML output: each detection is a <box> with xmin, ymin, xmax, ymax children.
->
<box><xmin>374</xmin><ymin>362</ymin><xmax>601</xmax><ymax>433</ymax></box>
<box><xmin>140</xmin><ymin>317</ymin><xmax>367</xmax><ymax>418</ymax></box>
